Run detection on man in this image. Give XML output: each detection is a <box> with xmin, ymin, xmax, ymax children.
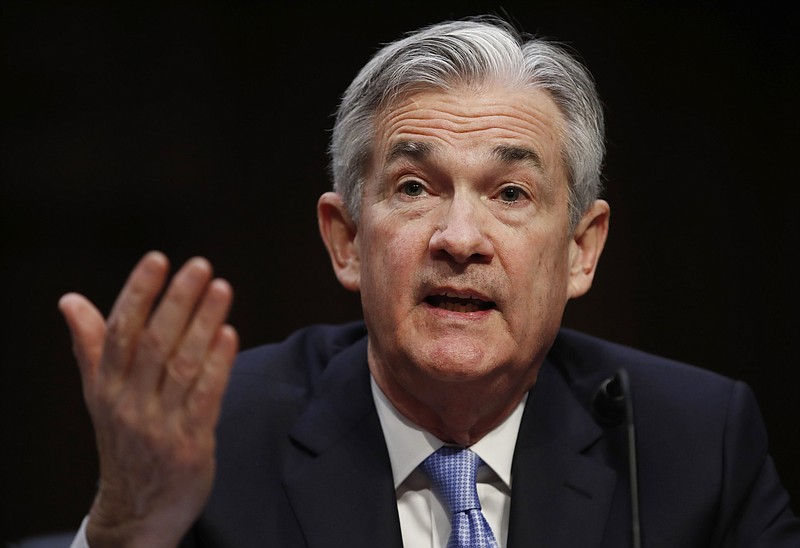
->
<box><xmin>61</xmin><ymin>16</ymin><xmax>799</xmax><ymax>547</ymax></box>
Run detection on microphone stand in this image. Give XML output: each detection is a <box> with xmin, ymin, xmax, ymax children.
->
<box><xmin>592</xmin><ymin>369</ymin><xmax>642</xmax><ymax>548</ymax></box>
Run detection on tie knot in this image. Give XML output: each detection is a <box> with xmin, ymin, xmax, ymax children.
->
<box><xmin>421</xmin><ymin>446</ymin><xmax>482</xmax><ymax>515</ymax></box>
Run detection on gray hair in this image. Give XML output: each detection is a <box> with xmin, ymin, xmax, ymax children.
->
<box><xmin>329</xmin><ymin>16</ymin><xmax>605</xmax><ymax>231</ymax></box>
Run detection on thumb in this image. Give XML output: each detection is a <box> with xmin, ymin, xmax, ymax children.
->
<box><xmin>59</xmin><ymin>292</ymin><xmax>106</xmax><ymax>386</ymax></box>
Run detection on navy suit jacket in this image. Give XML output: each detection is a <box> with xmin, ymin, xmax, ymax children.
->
<box><xmin>181</xmin><ymin>321</ymin><xmax>800</xmax><ymax>547</ymax></box>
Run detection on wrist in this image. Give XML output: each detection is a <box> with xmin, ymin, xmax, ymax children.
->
<box><xmin>85</xmin><ymin>495</ymin><xmax>183</xmax><ymax>548</ymax></box>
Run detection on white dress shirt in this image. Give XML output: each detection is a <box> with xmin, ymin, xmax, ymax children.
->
<box><xmin>371</xmin><ymin>377</ymin><xmax>527</xmax><ymax>548</ymax></box>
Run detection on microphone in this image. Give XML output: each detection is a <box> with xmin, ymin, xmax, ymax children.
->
<box><xmin>592</xmin><ymin>369</ymin><xmax>642</xmax><ymax>548</ymax></box>
<box><xmin>592</xmin><ymin>370</ymin><xmax>627</xmax><ymax>425</ymax></box>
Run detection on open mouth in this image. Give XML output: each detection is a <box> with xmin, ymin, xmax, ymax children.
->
<box><xmin>425</xmin><ymin>292</ymin><xmax>496</xmax><ymax>313</ymax></box>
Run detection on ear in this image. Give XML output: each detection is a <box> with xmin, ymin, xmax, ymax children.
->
<box><xmin>567</xmin><ymin>199</ymin><xmax>610</xmax><ymax>299</ymax></box>
<box><xmin>318</xmin><ymin>191</ymin><xmax>361</xmax><ymax>292</ymax></box>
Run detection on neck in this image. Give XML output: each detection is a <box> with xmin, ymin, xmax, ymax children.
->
<box><xmin>369</xmin><ymin>359</ymin><xmax>539</xmax><ymax>446</ymax></box>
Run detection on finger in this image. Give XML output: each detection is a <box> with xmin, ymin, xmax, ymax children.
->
<box><xmin>101</xmin><ymin>251</ymin><xmax>170</xmax><ymax>383</ymax></box>
<box><xmin>58</xmin><ymin>292</ymin><xmax>106</xmax><ymax>389</ymax></box>
<box><xmin>184</xmin><ymin>324</ymin><xmax>239</xmax><ymax>429</ymax></box>
<box><xmin>160</xmin><ymin>278</ymin><xmax>233</xmax><ymax>407</ymax></box>
<box><xmin>130</xmin><ymin>257</ymin><xmax>214</xmax><ymax>395</ymax></box>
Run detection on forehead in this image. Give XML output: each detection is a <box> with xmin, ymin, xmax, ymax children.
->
<box><xmin>372</xmin><ymin>86</ymin><xmax>566</xmax><ymax>168</ymax></box>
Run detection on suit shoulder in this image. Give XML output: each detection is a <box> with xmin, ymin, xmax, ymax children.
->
<box><xmin>550</xmin><ymin>327</ymin><xmax>747</xmax><ymax>419</ymax></box>
<box><xmin>553</xmin><ymin>327</ymin><xmax>733</xmax><ymax>386</ymax></box>
<box><xmin>551</xmin><ymin>328</ymin><xmax>770</xmax><ymax>462</ymax></box>
<box><xmin>230</xmin><ymin>320</ymin><xmax>368</xmax><ymax>388</ymax></box>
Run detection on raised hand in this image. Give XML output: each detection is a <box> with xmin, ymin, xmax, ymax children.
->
<box><xmin>59</xmin><ymin>251</ymin><xmax>239</xmax><ymax>548</ymax></box>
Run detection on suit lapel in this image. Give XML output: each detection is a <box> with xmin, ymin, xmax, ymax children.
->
<box><xmin>507</xmin><ymin>359</ymin><xmax>617</xmax><ymax>548</ymax></box>
<box><xmin>283</xmin><ymin>337</ymin><xmax>403</xmax><ymax>548</ymax></box>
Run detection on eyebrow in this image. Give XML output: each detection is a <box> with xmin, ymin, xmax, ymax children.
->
<box><xmin>492</xmin><ymin>145</ymin><xmax>544</xmax><ymax>170</ymax></box>
<box><xmin>385</xmin><ymin>140</ymin><xmax>436</xmax><ymax>164</ymax></box>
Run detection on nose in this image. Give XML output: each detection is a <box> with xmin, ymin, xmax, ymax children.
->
<box><xmin>428</xmin><ymin>193</ymin><xmax>495</xmax><ymax>263</ymax></box>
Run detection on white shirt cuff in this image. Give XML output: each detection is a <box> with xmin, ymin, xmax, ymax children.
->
<box><xmin>69</xmin><ymin>516</ymin><xmax>90</xmax><ymax>548</ymax></box>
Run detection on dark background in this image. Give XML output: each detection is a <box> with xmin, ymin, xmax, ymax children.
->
<box><xmin>2</xmin><ymin>0</ymin><xmax>798</xmax><ymax>542</ymax></box>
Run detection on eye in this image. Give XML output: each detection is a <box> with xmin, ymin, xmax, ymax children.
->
<box><xmin>498</xmin><ymin>185</ymin><xmax>526</xmax><ymax>203</ymax></box>
<box><xmin>400</xmin><ymin>180</ymin><xmax>425</xmax><ymax>197</ymax></box>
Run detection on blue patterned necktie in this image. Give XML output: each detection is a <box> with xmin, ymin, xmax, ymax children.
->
<box><xmin>421</xmin><ymin>446</ymin><xmax>500</xmax><ymax>548</ymax></box>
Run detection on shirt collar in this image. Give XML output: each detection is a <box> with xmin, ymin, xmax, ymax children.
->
<box><xmin>371</xmin><ymin>376</ymin><xmax>527</xmax><ymax>490</ymax></box>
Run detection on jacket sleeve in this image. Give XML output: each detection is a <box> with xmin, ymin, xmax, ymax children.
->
<box><xmin>712</xmin><ymin>381</ymin><xmax>800</xmax><ymax>547</ymax></box>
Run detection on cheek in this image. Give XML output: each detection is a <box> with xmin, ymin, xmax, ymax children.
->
<box><xmin>502</xmin><ymin>234</ymin><xmax>571</xmax><ymax>308</ymax></box>
<box><xmin>360</xmin><ymin>219</ymin><xmax>428</xmax><ymax>291</ymax></box>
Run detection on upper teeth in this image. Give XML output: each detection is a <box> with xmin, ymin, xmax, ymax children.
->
<box><xmin>442</xmin><ymin>291</ymin><xmax>476</xmax><ymax>299</ymax></box>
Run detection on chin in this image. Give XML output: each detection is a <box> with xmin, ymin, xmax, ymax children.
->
<box><xmin>415</xmin><ymin>342</ymin><xmax>498</xmax><ymax>382</ymax></box>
